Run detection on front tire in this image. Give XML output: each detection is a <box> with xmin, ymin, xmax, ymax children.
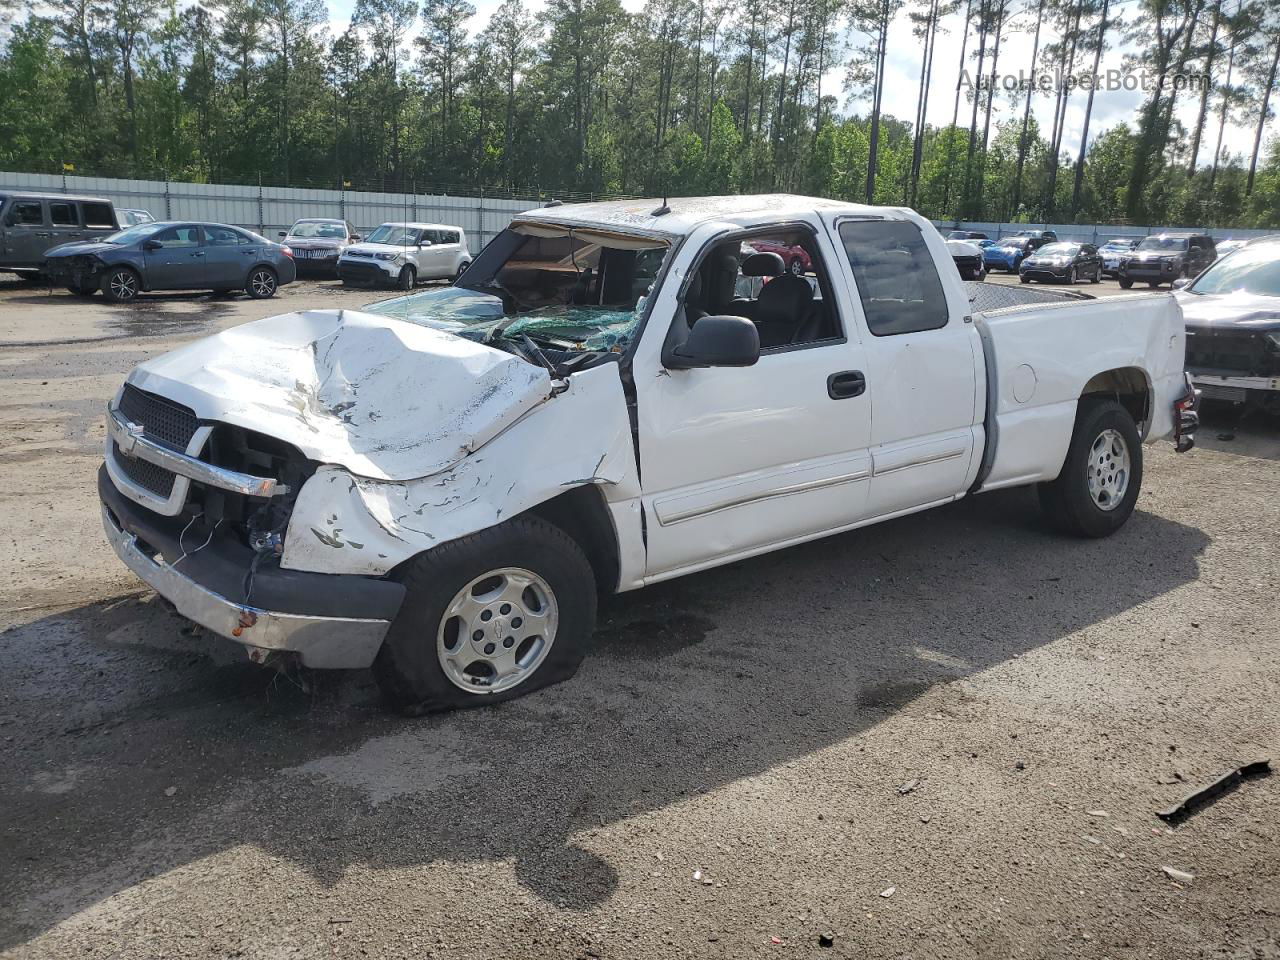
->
<box><xmin>1119</xmin><ymin>277</ymin><xmax>1134</xmax><ymax>289</ymax></box>
<box><xmin>1019</xmin><ymin>274</ymin><xmax>1030</xmax><ymax>283</ymax></box>
<box><xmin>101</xmin><ymin>266</ymin><xmax>141</xmax><ymax>303</ymax></box>
<box><xmin>788</xmin><ymin>256</ymin><xmax>805</xmax><ymax>276</ymax></box>
<box><xmin>1038</xmin><ymin>399</ymin><xmax>1142</xmax><ymax>538</ymax></box>
<box><xmin>373</xmin><ymin>515</ymin><xmax>597</xmax><ymax>714</ymax></box>
<box><xmin>396</xmin><ymin>265</ymin><xmax>416</xmax><ymax>291</ymax></box>
<box><xmin>67</xmin><ymin>281</ymin><xmax>96</xmax><ymax>297</ymax></box>
<box><xmin>246</xmin><ymin>266</ymin><xmax>278</xmax><ymax>299</ymax></box>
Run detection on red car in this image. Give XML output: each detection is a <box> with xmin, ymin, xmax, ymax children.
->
<box><xmin>744</xmin><ymin>239</ymin><xmax>811</xmax><ymax>275</ymax></box>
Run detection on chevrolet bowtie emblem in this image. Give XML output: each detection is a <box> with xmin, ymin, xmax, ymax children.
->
<box><xmin>118</xmin><ymin>420</ymin><xmax>145</xmax><ymax>457</ymax></box>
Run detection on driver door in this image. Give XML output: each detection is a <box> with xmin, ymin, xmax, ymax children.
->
<box><xmin>145</xmin><ymin>224</ymin><xmax>206</xmax><ymax>289</ymax></box>
<box><xmin>632</xmin><ymin>222</ymin><xmax>874</xmax><ymax>581</ymax></box>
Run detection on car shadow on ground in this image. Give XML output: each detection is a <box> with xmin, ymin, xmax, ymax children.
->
<box><xmin>0</xmin><ymin>486</ymin><xmax>1209</xmax><ymax>948</ymax></box>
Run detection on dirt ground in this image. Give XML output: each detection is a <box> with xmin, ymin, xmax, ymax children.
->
<box><xmin>1</xmin><ymin>273</ymin><xmax>1277</xmax><ymax>960</ymax></box>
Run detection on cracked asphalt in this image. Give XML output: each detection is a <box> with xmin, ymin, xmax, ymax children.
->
<box><xmin>1</xmin><ymin>273</ymin><xmax>1277</xmax><ymax>959</ymax></box>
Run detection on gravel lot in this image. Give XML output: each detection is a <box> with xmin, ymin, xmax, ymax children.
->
<box><xmin>1</xmin><ymin>273</ymin><xmax>1278</xmax><ymax>959</ymax></box>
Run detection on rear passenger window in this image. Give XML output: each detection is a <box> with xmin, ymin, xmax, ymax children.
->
<box><xmin>8</xmin><ymin>201</ymin><xmax>43</xmax><ymax>225</ymax></box>
<box><xmin>839</xmin><ymin>220</ymin><xmax>949</xmax><ymax>337</ymax></box>
<box><xmin>440</xmin><ymin>231</ymin><xmax>459</xmax><ymax>244</ymax></box>
<box><xmin>82</xmin><ymin>202</ymin><xmax>114</xmax><ymax>228</ymax></box>
<box><xmin>50</xmin><ymin>202</ymin><xmax>78</xmax><ymax>225</ymax></box>
<box><xmin>205</xmin><ymin>226</ymin><xmax>241</xmax><ymax>246</ymax></box>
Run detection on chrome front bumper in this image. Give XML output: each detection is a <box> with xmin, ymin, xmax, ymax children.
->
<box><xmin>102</xmin><ymin>506</ymin><xmax>392</xmax><ymax>669</ymax></box>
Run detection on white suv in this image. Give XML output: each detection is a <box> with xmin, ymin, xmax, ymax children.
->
<box><xmin>337</xmin><ymin>222</ymin><xmax>470</xmax><ymax>289</ymax></box>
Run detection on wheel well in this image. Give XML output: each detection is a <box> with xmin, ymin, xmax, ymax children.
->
<box><xmin>527</xmin><ymin>485</ymin><xmax>620</xmax><ymax>594</ymax></box>
<box><xmin>1081</xmin><ymin>367</ymin><xmax>1151</xmax><ymax>432</ymax></box>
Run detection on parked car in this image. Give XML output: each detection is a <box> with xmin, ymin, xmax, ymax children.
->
<box><xmin>118</xmin><ymin>208</ymin><xmax>156</xmax><ymax>227</ymax></box>
<box><xmin>1019</xmin><ymin>241</ymin><xmax>1104</xmax><ymax>284</ymax></box>
<box><xmin>1118</xmin><ymin>233</ymin><xmax>1216</xmax><ymax>288</ymax></box>
<box><xmin>1008</xmin><ymin>229</ymin><xmax>1058</xmax><ymax>248</ymax></box>
<box><xmin>947</xmin><ymin>230</ymin><xmax>989</xmax><ymax>241</ymax></box>
<box><xmin>279</xmin><ymin>218</ymin><xmax>359</xmax><ymax>278</ymax></box>
<box><xmin>97</xmin><ymin>195</ymin><xmax>1197</xmax><ymax>713</ymax></box>
<box><xmin>0</xmin><ymin>192</ymin><xmax>119</xmax><ymax>278</ymax></box>
<box><xmin>1176</xmin><ymin>235</ymin><xmax>1280</xmax><ymax>416</ymax></box>
<box><xmin>984</xmin><ymin>238</ymin><xmax>1033</xmax><ymax>272</ymax></box>
<box><xmin>337</xmin><ymin>222</ymin><xmax>470</xmax><ymax>289</ymax></box>
<box><xmin>42</xmin><ymin>220</ymin><xmax>296</xmax><ymax>301</ymax></box>
<box><xmin>744</xmin><ymin>238</ymin><xmax>811</xmax><ymax>275</ymax></box>
<box><xmin>1098</xmin><ymin>238</ymin><xmax>1140</xmax><ymax>277</ymax></box>
<box><xmin>946</xmin><ymin>238</ymin><xmax>987</xmax><ymax>280</ymax></box>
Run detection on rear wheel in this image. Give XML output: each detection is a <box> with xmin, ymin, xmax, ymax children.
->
<box><xmin>1148</xmin><ymin>281</ymin><xmax>1160</xmax><ymax>288</ymax></box>
<box><xmin>788</xmin><ymin>256</ymin><xmax>805</xmax><ymax>276</ymax></box>
<box><xmin>1091</xmin><ymin>266</ymin><xmax>1101</xmax><ymax>283</ymax></box>
<box><xmin>1019</xmin><ymin>274</ymin><xmax>1030</xmax><ymax>283</ymax></box>
<box><xmin>453</xmin><ymin>260</ymin><xmax>471</xmax><ymax>282</ymax></box>
<box><xmin>373</xmin><ymin>515</ymin><xmax>597</xmax><ymax>714</ymax></box>
<box><xmin>67</xmin><ymin>281</ymin><xmax>96</xmax><ymax>297</ymax></box>
<box><xmin>1119</xmin><ymin>277</ymin><xmax>1134</xmax><ymax>289</ymax></box>
<box><xmin>1066</xmin><ymin>266</ymin><xmax>1077</xmax><ymax>284</ymax></box>
<box><xmin>101</xmin><ymin>266</ymin><xmax>141</xmax><ymax>303</ymax></box>
<box><xmin>1038</xmin><ymin>399</ymin><xmax>1142</xmax><ymax>538</ymax></box>
<box><xmin>245</xmin><ymin>266</ymin><xmax>278</xmax><ymax>299</ymax></box>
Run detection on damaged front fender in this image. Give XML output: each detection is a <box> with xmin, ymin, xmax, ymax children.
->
<box><xmin>281</xmin><ymin>364</ymin><xmax>642</xmax><ymax>579</ymax></box>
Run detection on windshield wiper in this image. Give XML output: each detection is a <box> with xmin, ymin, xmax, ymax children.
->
<box><xmin>518</xmin><ymin>334</ymin><xmax>560</xmax><ymax>378</ymax></box>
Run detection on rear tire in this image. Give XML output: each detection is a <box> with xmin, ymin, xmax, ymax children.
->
<box><xmin>67</xmin><ymin>282</ymin><xmax>96</xmax><ymax>297</ymax></box>
<box><xmin>1038</xmin><ymin>399</ymin><xmax>1142</xmax><ymax>538</ymax></box>
<box><xmin>101</xmin><ymin>266</ymin><xmax>141</xmax><ymax>303</ymax></box>
<box><xmin>453</xmin><ymin>260</ymin><xmax>471</xmax><ymax>282</ymax></box>
<box><xmin>245</xmin><ymin>266</ymin><xmax>278</xmax><ymax>299</ymax></box>
<box><xmin>373</xmin><ymin>515</ymin><xmax>597</xmax><ymax>714</ymax></box>
<box><xmin>1019</xmin><ymin>274</ymin><xmax>1030</xmax><ymax>283</ymax></box>
<box><xmin>1119</xmin><ymin>278</ymin><xmax>1133</xmax><ymax>289</ymax></box>
<box><xmin>788</xmin><ymin>256</ymin><xmax>805</xmax><ymax>276</ymax></box>
<box><xmin>1066</xmin><ymin>266</ymin><xmax>1077</xmax><ymax>284</ymax></box>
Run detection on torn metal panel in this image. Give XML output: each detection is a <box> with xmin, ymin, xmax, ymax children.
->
<box><xmin>281</xmin><ymin>364</ymin><xmax>643</xmax><ymax>578</ymax></box>
<box><xmin>127</xmin><ymin>309</ymin><xmax>551</xmax><ymax>482</ymax></box>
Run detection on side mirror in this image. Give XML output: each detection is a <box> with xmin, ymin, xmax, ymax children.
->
<box><xmin>350</xmin><ymin>234</ymin><xmax>360</xmax><ymax>242</ymax></box>
<box><xmin>277</xmin><ymin>231</ymin><xmax>287</xmax><ymax>238</ymax></box>
<box><xmin>142</xmin><ymin>238</ymin><xmax>163</xmax><ymax>251</ymax></box>
<box><xmin>418</xmin><ymin>240</ymin><xmax>433</xmax><ymax>248</ymax></box>
<box><xmin>666</xmin><ymin>315</ymin><xmax>760</xmax><ymax>370</ymax></box>
<box><xmin>1172</xmin><ymin>277</ymin><xmax>1192</xmax><ymax>291</ymax></box>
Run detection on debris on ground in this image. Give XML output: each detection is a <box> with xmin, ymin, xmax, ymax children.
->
<box><xmin>164</xmin><ymin>786</ymin><xmax>177</xmax><ymax>797</ymax></box>
<box><xmin>819</xmin><ymin>931</ymin><xmax>836</xmax><ymax>948</ymax></box>
<box><xmin>897</xmin><ymin>779</ymin><xmax>919</xmax><ymax>795</ymax></box>
<box><xmin>880</xmin><ymin>887</ymin><xmax>896</xmax><ymax>898</ymax></box>
<box><xmin>1162</xmin><ymin>866</ymin><xmax>1195</xmax><ymax>884</ymax></box>
<box><xmin>770</xmin><ymin>936</ymin><xmax>784</xmax><ymax>945</ymax></box>
<box><xmin>1156</xmin><ymin>760</ymin><xmax>1272</xmax><ymax>825</ymax></box>
<box><xmin>1087</xmin><ymin>809</ymin><xmax>1109</xmax><ymax>817</ymax></box>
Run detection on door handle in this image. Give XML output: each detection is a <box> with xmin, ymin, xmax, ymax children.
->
<box><xmin>828</xmin><ymin>370</ymin><xmax>866</xmax><ymax>399</ymax></box>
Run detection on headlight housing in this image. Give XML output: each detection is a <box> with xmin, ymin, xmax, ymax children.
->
<box><xmin>374</xmin><ymin>252</ymin><xmax>401</xmax><ymax>262</ymax></box>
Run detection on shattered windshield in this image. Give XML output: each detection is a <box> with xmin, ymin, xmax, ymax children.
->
<box><xmin>368</xmin><ymin>223</ymin><xmax>671</xmax><ymax>357</ymax></box>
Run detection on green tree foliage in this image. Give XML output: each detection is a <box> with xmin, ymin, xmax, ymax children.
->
<box><xmin>1</xmin><ymin>0</ymin><xmax>1277</xmax><ymax>226</ymax></box>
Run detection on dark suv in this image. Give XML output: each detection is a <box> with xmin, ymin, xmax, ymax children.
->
<box><xmin>1119</xmin><ymin>233</ymin><xmax>1216</xmax><ymax>289</ymax></box>
<box><xmin>0</xmin><ymin>192</ymin><xmax>119</xmax><ymax>278</ymax></box>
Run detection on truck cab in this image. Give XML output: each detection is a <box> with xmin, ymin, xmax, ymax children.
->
<box><xmin>0</xmin><ymin>193</ymin><xmax>119</xmax><ymax>276</ymax></box>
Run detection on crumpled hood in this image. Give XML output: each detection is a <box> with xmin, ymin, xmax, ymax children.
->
<box><xmin>46</xmin><ymin>241</ymin><xmax>118</xmax><ymax>258</ymax></box>
<box><xmin>126</xmin><ymin>309</ymin><xmax>552</xmax><ymax>482</ymax></box>
<box><xmin>1176</xmin><ymin>290</ymin><xmax>1280</xmax><ymax>328</ymax></box>
<box><xmin>342</xmin><ymin>242</ymin><xmax>415</xmax><ymax>257</ymax></box>
<box><xmin>946</xmin><ymin>239</ymin><xmax>982</xmax><ymax>257</ymax></box>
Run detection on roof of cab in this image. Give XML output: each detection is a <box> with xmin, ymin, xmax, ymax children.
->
<box><xmin>376</xmin><ymin>221</ymin><xmax>465</xmax><ymax>231</ymax></box>
<box><xmin>515</xmin><ymin>194</ymin><xmax>905</xmax><ymax>237</ymax></box>
<box><xmin>2</xmin><ymin>191</ymin><xmax>114</xmax><ymax>204</ymax></box>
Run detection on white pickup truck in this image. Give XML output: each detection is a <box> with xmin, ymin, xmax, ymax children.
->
<box><xmin>99</xmin><ymin>195</ymin><xmax>1199</xmax><ymax>712</ymax></box>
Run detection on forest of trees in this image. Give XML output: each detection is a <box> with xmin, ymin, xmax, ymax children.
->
<box><xmin>1</xmin><ymin>0</ymin><xmax>1278</xmax><ymax>226</ymax></box>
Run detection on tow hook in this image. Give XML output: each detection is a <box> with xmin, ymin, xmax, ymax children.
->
<box><xmin>1174</xmin><ymin>373</ymin><xmax>1199</xmax><ymax>453</ymax></box>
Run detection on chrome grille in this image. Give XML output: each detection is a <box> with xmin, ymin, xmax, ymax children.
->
<box><xmin>112</xmin><ymin>440</ymin><xmax>176</xmax><ymax>497</ymax></box>
<box><xmin>118</xmin><ymin>384</ymin><xmax>199</xmax><ymax>452</ymax></box>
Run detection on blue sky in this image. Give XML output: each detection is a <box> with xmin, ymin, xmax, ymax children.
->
<box><xmin>323</xmin><ymin>0</ymin><xmax>1259</xmax><ymax>165</ymax></box>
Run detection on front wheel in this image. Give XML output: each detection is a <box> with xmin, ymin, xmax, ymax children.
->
<box><xmin>67</xmin><ymin>281</ymin><xmax>96</xmax><ymax>297</ymax></box>
<box><xmin>1119</xmin><ymin>277</ymin><xmax>1134</xmax><ymax>289</ymax></box>
<box><xmin>373</xmin><ymin>515</ymin><xmax>597</xmax><ymax>714</ymax></box>
<box><xmin>1019</xmin><ymin>274</ymin><xmax>1030</xmax><ymax>283</ymax></box>
<box><xmin>1066</xmin><ymin>266</ymin><xmax>1077</xmax><ymax>284</ymax></box>
<box><xmin>246</xmin><ymin>266</ymin><xmax>278</xmax><ymax>299</ymax></box>
<box><xmin>1038</xmin><ymin>399</ymin><xmax>1142</xmax><ymax>538</ymax></box>
<box><xmin>1091</xmin><ymin>267</ymin><xmax>1101</xmax><ymax>284</ymax></box>
<box><xmin>101</xmin><ymin>266</ymin><xmax>141</xmax><ymax>303</ymax></box>
<box><xmin>788</xmin><ymin>256</ymin><xmax>805</xmax><ymax>276</ymax></box>
<box><xmin>396</xmin><ymin>265</ymin><xmax>416</xmax><ymax>291</ymax></box>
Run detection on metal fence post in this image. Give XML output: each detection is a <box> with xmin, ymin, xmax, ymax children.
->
<box><xmin>477</xmin><ymin>187</ymin><xmax>484</xmax><ymax>246</ymax></box>
<box><xmin>257</xmin><ymin>173</ymin><xmax>264</xmax><ymax>234</ymax></box>
<box><xmin>411</xmin><ymin>179</ymin><xmax>417</xmax><ymax>222</ymax></box>
<box><xmin>163</xmin><ymin>173</ymin><xmax>172</xmax><ymax>219</ymax></box>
